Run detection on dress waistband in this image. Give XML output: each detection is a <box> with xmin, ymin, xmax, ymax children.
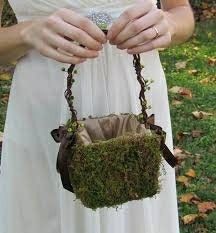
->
<box><xmin>16</xmin><ymin>4</ymin><xmax>137</xmax><ymax>22</ymax></box>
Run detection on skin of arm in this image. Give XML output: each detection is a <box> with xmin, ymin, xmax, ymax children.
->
<box><xmin>0</xmin><ymin>0</ymin><xmax>32</xmax><ymax>64</ymax></box>
<box><xmin>161</xmin><ymin>0</ymin><xmax>195</xmax><ymax>45</ymax></box>
<box><xmin>0</xmin><ymin>22</ymin><xmax>33</xmax><ymax>64</ymax></box>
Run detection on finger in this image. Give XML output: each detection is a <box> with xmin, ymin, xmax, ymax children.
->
<box><xmin>49</xmin><ymin>18</ymin><xmax>103</xmax><ymax>51</ymax></box>
<box><xmin>107</xmin><ymin>2</ymin><xmax>153</xmax><ymax>40</ymax></box>
<box><xmin>42</xmin><ymin>29</ymin><xmax>99</xmax><ymax>58</ymax></box>
<box><xmin>127</xmin><ymin>32</ymin><xmax>171</xmax><ymax>54</ymax></box>
<box><xmin>57</xmin><ymin>8</ymin><xmax>107</xmax><ymax>43</ymax></box>
<box><xmin>117</xmin><ymin>21</ymin><xmax>168</xmax><ymax>50</ymax></box>
<box><xmin>57</xmin><ymin>48</ymin><xmax>76</xmax><ymax>57</ymax></box>
<box><xmin>36</xmin><ymin>42</ymin><xmax>87</xmax><ymax>64</ymax></box>
<box><xmin>111</xmin><ymin>9</ymin><xmax>164</xmax><ymax>45</ymax></box>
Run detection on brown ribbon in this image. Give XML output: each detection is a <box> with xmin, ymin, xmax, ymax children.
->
<box><xmin>51</xmin><ymin>114</ymin><xmax>178</xmax><ymax>193</ymax></box>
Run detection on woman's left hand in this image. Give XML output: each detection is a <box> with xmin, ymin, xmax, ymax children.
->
<box><xmin>107</xmin><ymin>0</ymin><xmax>172</xmax><ymax>54</ymax></box>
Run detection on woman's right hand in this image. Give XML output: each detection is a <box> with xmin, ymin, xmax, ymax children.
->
<box><xmin>20</xmin><ymin>8</ymin><xmax>107</xmax><ymax>64</ymax></box>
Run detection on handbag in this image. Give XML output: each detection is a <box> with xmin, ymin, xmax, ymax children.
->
<box><xmin>51</xmin><ymin>17</ymin><xmax>177</xmax><ymax>210</ymax></box>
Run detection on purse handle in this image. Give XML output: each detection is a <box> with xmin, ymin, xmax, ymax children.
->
<box><xmin>53</xmin><ymin>30</ymin><xmax>178</xmax><ymax>193</ymax></box>
<box><xmin>65</xmin><ymin>53</ymin><xmax>149</xmax><ymax>129</ymax></box>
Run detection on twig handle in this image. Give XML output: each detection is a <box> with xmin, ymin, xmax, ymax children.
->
<box><xmin>64</xmin><ymin>30</ymin><xmax>149</xmax><ymax>126</ymax></box>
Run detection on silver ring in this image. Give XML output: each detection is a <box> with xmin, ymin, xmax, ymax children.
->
<box><xmin>86</xmin><ymin>11</ymin><xmax>113</xmax><ymax>30</ymax></box>
<box><xmin>152</xmin><ymin>26</ymin><xmax>159</xmax><ymax>39</ymax></box>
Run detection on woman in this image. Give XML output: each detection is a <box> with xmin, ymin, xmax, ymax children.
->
<box><xmin>0</xmin><ymin>0</ymin><xmax>194</xmax><ymax>233</ymax></box>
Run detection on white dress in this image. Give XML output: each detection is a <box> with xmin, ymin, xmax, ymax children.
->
<box><xmin>0</xmin><ymin>0</ymin><xmax>180</xmax><ymax>233</ymax></box>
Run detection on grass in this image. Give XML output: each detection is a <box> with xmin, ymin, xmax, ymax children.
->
<box><xmin>0</xmin><ymin>78</ymin><xmax>10</xmax><ymax>131</ymax></box>
<box><xmin>0</xmin><ymin>19</ymin><xmax>215</xmax><ymax>232</ymax></box>
<box><xmin>160</xmin><ymin>19</ymin><xmax>216</xmax><ymax>233</ymax></box>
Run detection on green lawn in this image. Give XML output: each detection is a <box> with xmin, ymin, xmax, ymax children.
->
<box><xmin>160</xmin><ymin>19</ymin><xmax>216</xmax><ymax>233</ymax></box>
<box><xmin>0</xmin><ymin>19</ymin><xmax>215</xmax><ymax>232</ymax></box>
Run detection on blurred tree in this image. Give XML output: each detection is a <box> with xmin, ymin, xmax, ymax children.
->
<box><xmin>189</xmin><ymin>0</ymin><xmax>216</xmax><ymax>21</ymax></box>
<box><xmin>1</xmin><ymin>0</ymin><xmax>17</xmax><ymax>27</ymax></box>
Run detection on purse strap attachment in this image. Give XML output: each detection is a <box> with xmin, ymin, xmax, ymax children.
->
<box><xmin>64</xmin><ymin>57</ymin><xmax>149</xmax><ymax>131</ymax></box>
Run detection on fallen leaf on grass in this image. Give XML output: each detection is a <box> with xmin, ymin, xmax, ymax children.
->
<box><xmin>191</xmin><ymin>130</ymin><xmax>204</xmax><ymax>138</ymax></box>
<box><xmin>174</xmin><ymin>147</ymin><xmax>192</xmax><ymax>167</ymax></box>
<box><xmin>169</xmin><ymin>86</ymin><xmax>192</xmax><ymax>99</ymax></box>
<box><xmin>179</xmin><ymin>88</ymin><xmax>193</xmax><ymax>99</ymax></box>
<box><xmin>182</xmin><ymin>214</ymin><xmax>207</xmax><ymax>225</ymax></box>
<box><xmin>198</xmin><ymin>202</ymin><xmax>216</xmax><ymax>214</ymax></box>
<box><xmin>182</xmin><ymin>214</ymin><xmax>198</xmax><ymax>224</ymax></box>
<box><xmin>1</xmin><ymin>94</ymin><xmax>9</xmax><ymax>104</ymax></box>
<box><xmin>193</xmin><ymin>47</ymin><xmax>199</xmax><ymax>51</ymax></box>
<box><xmin>179</xmin><ymin>193</ymin><xmax>201</xmax><ymax>204</ymax></box>
<box><xmin>174</xmin><ymin>148</ymin><xmax>185</xmax><ymax>169</ymax></box>
<box><xmin>199</xmin><ymin>76</ymin><xmax>216</xmax><ymax>84</ymax></box>
<box><xmin>192</xmin><ymin>111</ymin><xmax>213</xmax><ymax>119</ymax></box>
<box><xmin>169</xmin><ymin>86</ymin><xmax>182</xmax><ymax>93</ymax></box>
<box><xmin>185</xmin><ymin>168</ymin><xmax>196</xmax><ymax>178</ymax></box>
<box><xmin>188</xmin><ymin>69</ymin><xmax>199</xmax><ymax>75</ymax></box>
<box><xmin>195</xmin><ymin>226</ymin><xmax>208</xmax><ymax>233</ymax></box>
<box><xmin>177</xmin><ymin>176</ymin><xmax>190</xmax><ymax>187</ymax></box>
<box><xmin>199</xmin><ymin>78</ymin><xmax>210</xmax><ymax>84</ymax></box>
<box><xmin>0</xmin><ymin>73</ymin><xmax>11</xmax><ymax>81</ymax></box>
<box><xmin>175</xmin><ymin>61</ymin><xmax>187</xmax><ymax>70</ymax></box>
<box><xmin>172</xmin><ymin>100</ymin><xmax>183</xmax><ymax>106</ymax></box>
<box><xmin>173</xmin><ymin>147</ymin><xmax>189</xmax><ymax>168</ymax></box>
<box><xmin>176</xmin><ymin>130</ymin><xmax>203</xmax><ymax>141</ymax></box>
<box><xmin>207</xmin><ymin>57</ymin><xmax>216</xmax><ymax>66</ymax></box>
<box><xmin>174</xmin><ymin>147</ymin><xmax>183</xmax><ymax>156</ymax></box>
<box><xmin>176</xmin><ymin>131</ymin><xmax>191</xmax><ymax>141</ymax></box>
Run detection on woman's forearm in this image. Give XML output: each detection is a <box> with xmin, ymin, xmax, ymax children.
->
<box><xmin>163</xmin><ymin>5</ymin><xmax>195</xmax><ymax>45</ymax></box>
<box><xmin>0</xmin><ymin>21</ymin><xmax>32</xmax><ymax>64</ymax></box>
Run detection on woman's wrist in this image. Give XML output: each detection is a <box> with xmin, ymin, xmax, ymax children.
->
<box><xmin>18</xmin><ymin>20</ymin><xmax>35</xmax><ymax>49</ymax></box>
<box><xmin>163</xmin><ymin>6</ymin><xmax>195</xmax><ymax>46</ymax></box>
<box><xmin>163</xmin><ymin>11</ymin><xmax>177</xmax><ymax>45</ymax></box>
<box><xmin>0</xmin><ymin>20</ymin><xmax>34</xmax><ymax>63</ymax></box>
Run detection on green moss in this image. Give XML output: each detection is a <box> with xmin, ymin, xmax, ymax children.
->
<box><xmin>68</xmin><ymin>133</ymin><xmax>162</xmax><ymax>210</ymax></box>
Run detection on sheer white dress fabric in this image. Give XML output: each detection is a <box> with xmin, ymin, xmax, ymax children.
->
<box><xmin>0</xmin><ymin>0</ymin><xmax>180</xmax><ymax>233</ymax></box>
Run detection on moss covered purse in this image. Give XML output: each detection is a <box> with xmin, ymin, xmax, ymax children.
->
<box><xmin>51</xmin><ymin>12</ymin><xmax>177</xmax><ymax>210</ymax></box>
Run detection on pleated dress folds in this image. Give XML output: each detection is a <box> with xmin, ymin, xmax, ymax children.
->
<box><xmin>0</xmin><ymin>0</ymin><xmax>180</xmax><ymax>232</ymax></box>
